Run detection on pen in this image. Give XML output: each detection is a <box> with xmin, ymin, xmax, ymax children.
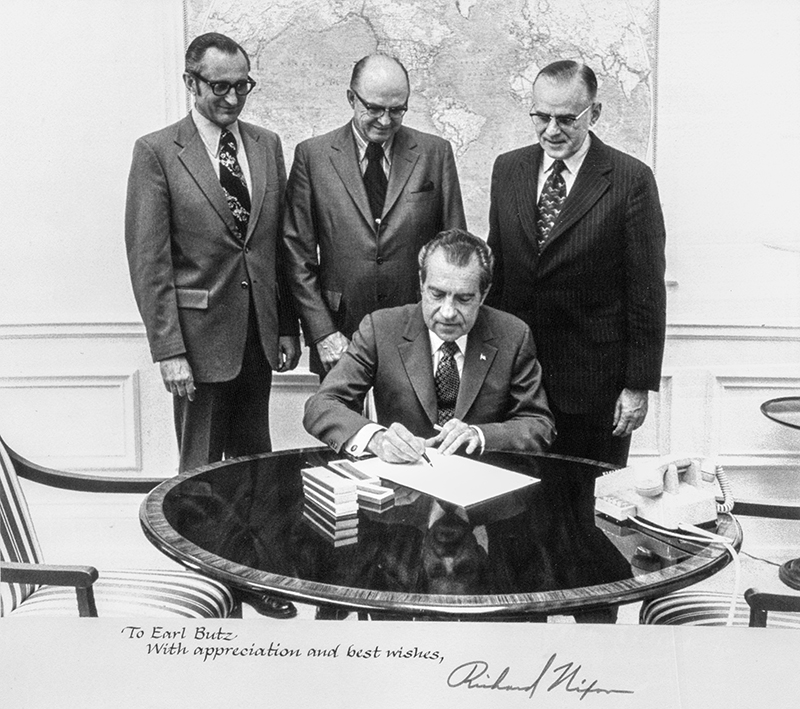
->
<box><xmin>421</xmin><ymin>451</ymin><xmax>433</xmax><ymax>466</ymax></box>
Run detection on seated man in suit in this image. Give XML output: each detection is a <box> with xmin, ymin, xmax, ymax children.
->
<box><xmin>304</xmin><ymin>229</ymin><xmax>555</xmax><ymax>462</ymax></box>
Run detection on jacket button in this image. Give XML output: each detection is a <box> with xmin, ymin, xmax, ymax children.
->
<box><xmin>241</xmin><ymin>281</ymin><xmax>249</xmax><ymax>289</ymax></box>
<box><xmin>376</xmin><ymin>256</ymin><xmax>384</xmax><ymax>265</ymax></box>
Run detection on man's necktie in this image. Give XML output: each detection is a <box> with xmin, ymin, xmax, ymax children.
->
<box><xmin>435</xmin><ymin>341</ymin><xmax>461</xmax><ymax>426</ymax></box>
<box><xmin>364</xmin><ymin>141</ymin><xmax>388</xmax><ymax>222</ymax></box>
<box><xmin>536</xmin><ymin>159</ymin><xmax>566</xmax><ymax>249</ymax></box>
<box><xmin>219</xmin><ymin>129</ymin><xmax>251</xmax><ymax>238</ymax></box>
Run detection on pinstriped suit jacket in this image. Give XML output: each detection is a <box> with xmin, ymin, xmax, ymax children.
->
<box><xmin>485</xmin><ymin>133</ymin><xmax>666</xmax><ymax>416</ymax></box>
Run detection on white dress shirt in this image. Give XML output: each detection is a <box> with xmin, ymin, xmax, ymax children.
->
<box><xmin>536</xmin><ymin>133</ymin><xmax>592</xmax><ymax>200</ymax></box>
<box><xmin>191</xmin><ymin>107</ymin><xmax>252</xmax><ymax>197</ymax></box>
<box><xmin>351</xmin><ymin>123</ymin><xmax>393</xmax><ymax>179</ymax></box>
<box><xmin>344</xmin><ymin>332</ymin><xmax>485</xmax><ymax>457</ymax></box>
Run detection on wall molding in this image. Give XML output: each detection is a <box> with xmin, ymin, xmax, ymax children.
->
<box><xmin>3</xmin><ymin>321</ymin><xmax>800</xmax><ymax>342</ymax></box>
<box><xmin>0</xmin><ymin>371</ymin><xmax>142</xmax><ymax>471</ymax></box>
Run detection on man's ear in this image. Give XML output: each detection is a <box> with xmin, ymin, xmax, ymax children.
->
<box><xmin>183</xmin><ymin>73</ymin><xmax>196</xmax><ymax>95</ymax></box>
<box><xmin>346</xmin><ymin>89</ymin><xmax>355</xmax><ymax>107</ymax></box>
<box><xmin>590</xmin><ymin>102</ymin><xmax>602</xmax><ymax>126</ymax></box>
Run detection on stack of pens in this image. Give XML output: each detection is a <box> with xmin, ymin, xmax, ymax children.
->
<box><xmin>328</xmin><ymin>459</ymin><xmax>395</xmax><ymax>512</ymax></box>
<box><xmin>300</xmin><ymin>466</ymin><xmax>359</xmax><ymax>546</ymax></box>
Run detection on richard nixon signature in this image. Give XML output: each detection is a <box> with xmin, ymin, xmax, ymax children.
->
<box><xmin>447</xmin><ymin>654</ymin><xmax>635</xmax><ymax>701</ymax></box>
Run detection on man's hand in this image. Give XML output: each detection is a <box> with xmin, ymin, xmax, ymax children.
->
<box><xmin>159</xmin><ymin>355</ymin><xmax>195</xmax><ymax>401</ymax></box>
<box><xmin>425</xmin><ymin>418</ymin><xmax>481</xmax><ymax>456</ymax></box>
<box><xmin>367</xmin><ymin>423</ymin><xmax>427</xmax><ymax>463</ymax></box>
<box><xmin>612</xmin><ymin>388</ymin><xmax>649</xmax><ymax>437</ymax></box>
<box><xmin>316</xmin><ymin>331</ymin><xmax>350</xmax><ymax>371</ymax></box>
<box><xmin>277</xmin><ymin>335</ymin><xmax>301</xmax><ymax>372</ymax></box>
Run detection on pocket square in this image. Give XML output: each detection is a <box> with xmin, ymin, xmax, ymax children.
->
<box><xmin>414</xmin><ymin>180</ymin><xmax>435</xmax><ymax>193</ymax></box>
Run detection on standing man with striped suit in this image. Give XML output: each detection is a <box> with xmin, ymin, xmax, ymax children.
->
<box><xmin>486</xmin><ymin>60</ymin><xmax>666</xmax><ymax>468</ymax></box>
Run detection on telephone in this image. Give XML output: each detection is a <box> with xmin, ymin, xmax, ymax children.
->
<box><xmin>595</xmin><ymin>456</ymin><xmax>732</xmax><ymax>529</ymax></box>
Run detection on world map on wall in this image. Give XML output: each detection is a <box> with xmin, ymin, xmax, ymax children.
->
<box><xmin>187</xmin><ymin>0</ymin><xmax>658</xmax><ymax>231</ymax></box>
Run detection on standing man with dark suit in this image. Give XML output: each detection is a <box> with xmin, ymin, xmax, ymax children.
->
<box><xmin>284</xmin><ymin>53</ymin><xmax>467</xmax><ymax>378</ymax></box>
<box><xmin>125</xmin><ymin>33</ymin><xmax>299</xmax><ymax>618</ymax></box>
<box><xmin>486</xmin><ymin>60</ymin><xmax>666</xmax><ymax>468</ymax></box>
<box><xmin>304</xmin><ymin>230</ymin><xmax>555</xmax><ymax>460</ymax></box>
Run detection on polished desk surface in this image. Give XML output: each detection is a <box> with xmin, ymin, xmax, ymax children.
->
<box><xmin>761</xmin><ymin>397</ymin><xmax>800</xmax><ymax>431</ymax></box>
<box><xmin>140</xmin><ymin>448</ymin><xmax>741</xmax><ymax>618</ymax></box>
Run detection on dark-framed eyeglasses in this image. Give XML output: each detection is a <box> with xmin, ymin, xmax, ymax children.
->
<box><xmin>191</xmin><ymin>72</ymin><xmax>256</xmax><ymax>97</ymax></box>
<box><xmin>349</xmin><ymin>87</ymin><xmax>408</xmax><ymax>119</ymax></box>
<box><xmin>529</xmin><ymin>103</ymin><xmax>593</xmax><ymax>130</ymax></box>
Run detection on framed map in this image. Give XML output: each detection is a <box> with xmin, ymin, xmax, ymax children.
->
<box><xmin>185</xmin><ymin>0</ymin><xmax>659</xmax><ymax>230</ymax></box>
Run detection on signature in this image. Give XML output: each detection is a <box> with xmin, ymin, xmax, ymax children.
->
<box><xmin>447</xmin><ymin>654</ymin><xmax>634</xmax><ymax>701</ymax></box>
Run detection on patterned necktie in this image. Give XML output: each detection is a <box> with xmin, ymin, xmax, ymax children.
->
<box><xmin>536</xmin><ymin>159</ymin><xmax>566</xmax><ymax>249</ymax></box>
<box><xmin>364</xmin><ymin>141</ymin><xmax>388</xmax><ymax>221</ymax></box>
<box><xmin>218</xmin><ymin>129</ymin><xmax>251</xmax><ymax>238</ymax></box>
<box><xmin>435</xmin><ymin>341</ymin><xmax>460</xmax><ymax>426</ymax></box>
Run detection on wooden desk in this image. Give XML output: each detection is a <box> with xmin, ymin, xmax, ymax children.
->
<box><xmin>140</xmin><ymin>449</ymin><xmax>741</xmax><ymax>619</ymax></box>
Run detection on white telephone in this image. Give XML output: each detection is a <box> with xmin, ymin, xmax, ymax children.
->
<box><xmin>595</xmin><ymin>456</ymin><xmax>731</xmax><ymax>529</ymax></box>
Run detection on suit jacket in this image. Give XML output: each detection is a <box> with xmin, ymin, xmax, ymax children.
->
<box><xmin>303</xmin><ymin>304</ymin><xmax>555</xmax><ymax>454</ymax></box>
<box><xmin>283</xmin><ymin>123</ymin><xmax>466</xmax><ymax>363</ymax></box>
<box><xmin>486</xmin><ymin>133</ymin><xmax>666</xmax><ymax>415</ymax></box>
<box><xmin>125</xmin><ymin>114</ymin><xmax>297</xmax><ymax>383</ymax></box>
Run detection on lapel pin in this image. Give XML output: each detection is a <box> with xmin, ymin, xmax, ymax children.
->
<box><xmin>480</xmin><ymin>353</ymin><xmax>487</xmax><ymax>361</ymax></box>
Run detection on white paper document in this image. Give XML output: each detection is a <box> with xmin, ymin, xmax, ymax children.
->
<box><xmin>348</xmin><ymin>448</ymin><xmax>538</xmax><ymax>508</ymax></box>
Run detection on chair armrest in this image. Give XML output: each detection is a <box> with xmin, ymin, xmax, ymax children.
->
<box><xmin>733</xmin><ymin>499</ymin><xmax>800</xmax><ymax>520</ymax></box>
<box><xmin>745</xmin><ymin>587</ymin><xmax>800</xmax><ymax>613</ymax></box>
<box><xmin>2</xmin><ymin>435</ymin><xmax>165</xmax><ymax>493</ymax></box>
<box><xmin>745</xmin><ymin>587</ymin><xmax>800</xmax><ymax>628</ymax></box>
<box><xmin>1</xmin><ymin>560</ymin><xmax>98</xmax><ymax>587</ymax></box>
<box><xmin>1</xmin><ymin>561</ymin><xmax>99</xmax><ymax>617</ymax></box>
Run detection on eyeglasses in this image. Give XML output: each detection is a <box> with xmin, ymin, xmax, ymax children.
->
<box><xmin>349</xmin><ymin>87</ymin><xmax>408</xmax><ymax>119</ymax></box>
<box><xmin>529</xmin><ymin>103</ymin><xmax>593</xmax><ymax>130</ymax></box>
<box><xmin>191</xmin><ymin>72</ymin><xmax>256</xmax><ymax>96</ymax></box>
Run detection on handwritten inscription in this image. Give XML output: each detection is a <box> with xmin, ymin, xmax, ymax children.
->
<box><xmin>447</xmin><ymin>655</ymin><xmax>634</xmax><ymax>701</ymax></box>
<box><xmin>120</xmin><ymin>625</ymin><xmax>444</xmax><ymax>665</ymax></box>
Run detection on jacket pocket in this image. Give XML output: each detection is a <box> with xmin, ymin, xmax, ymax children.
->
<box><xmin>176</xmin><ymin>288</ymin><xmax>209</xmax><ymax>310</ymax></box>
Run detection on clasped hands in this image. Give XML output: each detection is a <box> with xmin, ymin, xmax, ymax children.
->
<box><xmin>367</xmin><ymin>420</ymin><xmax>481</xmax><ymax>464</ymax></box>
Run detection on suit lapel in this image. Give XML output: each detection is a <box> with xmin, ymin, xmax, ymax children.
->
<box><xmin>239</xmin><ymin>122</ymin><xmax>266</xmax><ymax>244</ymax></box>
<box><xmin>397</xmin><ymin>307</ymin><xmax>437</xmax><ymax>426</ymax></box>
<box><xmin>383</xmin><ymin>128</ymin><xmax>419</xmax><ymax>218</ymax></box>
<box><xmin>514</xmin><ymin>145</ymin><xmax>542</xmax><ymax>246</ymax></box>
<box><xmin>541</xmin><ymin>134</ymin><xmax>612</xmax><ymax>251</ymax></box>
<box><xmin>328</xmin><ymin>124</ymin><xmax>374</xmax><ymax>227</ymax></box>
<box><xmin>176</xmin><ymin>115</ymin><xmax>241</xmax><ymax>239</ymax></box>
<box><xmin>455</xmin><ymin>311</ymin><xmax>497</xmax><ymax>419</ymax></box>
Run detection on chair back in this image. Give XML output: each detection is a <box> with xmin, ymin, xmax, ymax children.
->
<box><xmin>0</xmin><ymin>436</ymin><xmax>44</xmax><ymax>616</ymax></box>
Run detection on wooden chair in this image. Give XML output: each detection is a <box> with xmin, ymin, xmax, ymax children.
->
<box><xmin>1</xmin><ymin>433</ymin><xmax>238</xmax><ymax>618</ymax></box>
<box><xmin>640</xmin><ymin>499</ymin><xmax>800</xmax><ymax>629</ymax></box>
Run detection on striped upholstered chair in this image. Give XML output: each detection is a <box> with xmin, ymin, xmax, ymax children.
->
<box><xmin>640</xmin><ymin>499</ymin><xmax>800</xmax><ymax>629</ymax></box>
<box><xmin>1</xmin><ymin>434</ymin><xmax>238</xmax><ymax>618</ymax></box>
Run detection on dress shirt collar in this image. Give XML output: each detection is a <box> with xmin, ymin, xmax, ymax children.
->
<box><xmin>428</xmin><ymin>330</ymin><xmax>468</xmax><ymax>361</ymax></box>
<box><xmin>192</xmin><ymin>107</ymin><xmax>244</xmax><ymax>157</ymax></box>
<box><xmin>541</xmin><ymin>132</ymin><xmax>592</xmax><ymax>177</ymax></box>
<box><xmin>351</xmin><ymin>122</ymin><xmax>394</xmax><ymax>168</ymax></box>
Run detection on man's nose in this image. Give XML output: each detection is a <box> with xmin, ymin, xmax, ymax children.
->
<box><xmin>440</xmin><ymin>298</ymin><xmax>457</xmax><ymax>318</ymax></box>
<box><xmin>544</xmin><ymin>117</ymin><xmax>562</xmax><ymax>136</ymax></box>
<box><xmin>376</xmin><ymin>110</ymin><xmax>392</xmax><ymax>127</ymax></box>
<box><xmin>223</xmin><ymin>89</ymin><xmax>240</xmax><ymax>106</ymax></box>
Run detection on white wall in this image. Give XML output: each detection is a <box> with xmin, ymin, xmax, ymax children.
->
<box><xmin>0</xmin><ymin>0</ymin><xmax>799</xmax><ymax>490</ymax></box>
